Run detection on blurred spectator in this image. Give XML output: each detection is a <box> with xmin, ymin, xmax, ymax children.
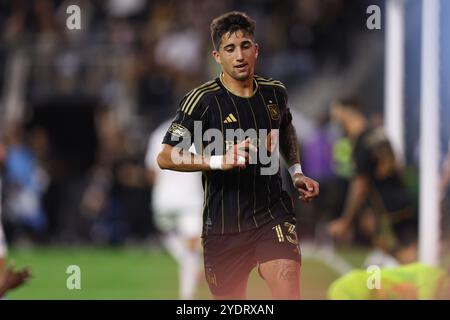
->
<box><xmin>78</xmin><ymin>109</ymin><xmax>151</xmax><ymax>244</ymax></box>
<box><xmin>3</xmin><ymin>126</ymin><xmax>49</xmax><ymax>243</ymax></box>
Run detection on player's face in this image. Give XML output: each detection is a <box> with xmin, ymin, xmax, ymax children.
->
<box><xmin>212</xmin><ymin>30</ymin><xmax>259</xmax><ymax>81</ymax></box>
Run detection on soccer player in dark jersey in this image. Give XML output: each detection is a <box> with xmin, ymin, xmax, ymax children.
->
<box><xmin>327</xmin><ymin>96</ymin><xmax>417</xmax><ymax>264</ymax></box>
<box><xmin>157</xmin><ymin>11</ymin><xmax>319</xmax><ymax>299</ymax></box>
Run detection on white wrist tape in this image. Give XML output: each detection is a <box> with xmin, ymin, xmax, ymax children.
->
<box><xmin>209</xmin><ymin>155</ymin><xmax>224</xmax><ymax>170</ymax></box>
<box><xmin>288</xmin><ymin>163</ymin><xmax>303</xmax><ymax>179</ymax></box>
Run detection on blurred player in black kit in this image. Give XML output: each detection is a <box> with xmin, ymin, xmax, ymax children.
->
<box><xmin>328</xmin><ymin>96</ymin><xmax>417</xmax><ymax>265</ymax></box>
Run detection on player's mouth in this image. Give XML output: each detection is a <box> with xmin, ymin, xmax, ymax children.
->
<box><xmin>234</xmin><ymin>63</ymin><xmax>248</xmax><ymax>72</ymax></box>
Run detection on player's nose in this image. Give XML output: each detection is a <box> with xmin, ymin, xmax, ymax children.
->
<box><xmin>235</xmin><ymin>48</ymin><xmax>244</xmax><ymax>61</ymax></box>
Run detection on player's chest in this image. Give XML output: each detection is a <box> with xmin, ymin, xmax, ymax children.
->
<box><xmin>209</xmin><ymin>93</ymin><xmax>281</xmax><ymax>131</ymax></box>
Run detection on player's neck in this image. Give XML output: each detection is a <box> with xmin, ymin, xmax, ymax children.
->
<box><xmin>220</xmin><ymin>72</ymin><xmax>255</xmax><ymax>98</ymax></box>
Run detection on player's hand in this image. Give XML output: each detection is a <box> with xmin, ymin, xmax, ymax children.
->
<box><xmin>293</xmin><ymin>173</ymin><xmax>319</xmax><ymax>202</ymax></box>
<box><xmin>0</xmin><ymin>261</ymin><xmax>32</xmax><ymax>296</ymax></box>
<box><xmin>327</xmin><ymin>218</ymin><xmax>350</xmax><ymax>239</ymax></box>
<box><xmin>222</xmin><ymin>138</ymin><xmax>257</xmax><ymax>170</ymax></box>
<box><xmin>266</xmin><ymin>130</ymin><xmax>279</xmax><ymax>153</ymax></box>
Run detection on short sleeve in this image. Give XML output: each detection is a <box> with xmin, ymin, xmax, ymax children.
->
<box><xmin>162</xmin><ymin>94</ymin><xmax>207</xmax><ymax>150</ymax></box>
<box><xmin>278</xmin><ymin>86</ymin><xmax>293</xmax><ymax>128</ymax></box>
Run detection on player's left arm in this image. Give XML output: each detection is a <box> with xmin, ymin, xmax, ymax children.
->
<box><xmin>279</xmin><ymin>120</ymin><xmax>319</xmax><ymax>202</ymax></box>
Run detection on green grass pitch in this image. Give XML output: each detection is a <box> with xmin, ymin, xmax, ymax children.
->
<box><xmin>1</xmin><ymin>246</ymin><xmax>399</xmax><ymax>299</ymax></box>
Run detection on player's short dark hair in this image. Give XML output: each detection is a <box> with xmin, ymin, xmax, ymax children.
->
<box><xmin>210</xmin><ymin>11</ymin><xmax>256</xmax><ymax>50</ymax></box>
<box><xmin>334</xmin><ymin>95</ymin><xmax>363</xmax><ymax>114</ymax></box>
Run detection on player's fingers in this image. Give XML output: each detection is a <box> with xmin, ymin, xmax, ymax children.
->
<box><xmin>235</xmin><ymin>150</ymin><xmax>249</xmax><ymax>162</ymax></box>
<box><xmin>298</xmin><ymin>188</ymin><xmax>315</xmax><ymax>200</ymax></box>
<box><xmin>309</xmin><ymin>181</ymin><xmax>319</xmax><ymax>196</ymax></box>
<box><xmin>233</xmin><ymin>152</ymin><xmax>248</xmax><ymax>168</ymax></box>
<box><xmin>268</xmin><ymin>131</ymin><xmax>279</xmax><ymax>152</ymax></box>
<box><xmin>299</xmin><ymin>189</ymin><xmax>316</xmax><ymax>202</ymax></box>
<box><xmin>247</xmin><ymin>142</ymin><xmax>258</xmax><ymax>154</ymax></box>
<box><xmin>239</xmin><ymin>137</ymin><xmax>251</xmax><ymax>149</ymax></box>
<box><xmin>299</xmin><ymin>195</ymin><xmax>312</xmax><ymax>202</ymax></box>
<box><xmin>305</xmin><ymin>180</ymin><xmax>315</xmax><ymax>192</ymax></box>
<box><xmin>305</xmin><ymin>180</ymin><xmax>320</xmax><ymax>197</ymax></box>
<box><xmin>299</xmin><ymin>185</ymin><xmax>315</xmax><ymax>195</ymax></box>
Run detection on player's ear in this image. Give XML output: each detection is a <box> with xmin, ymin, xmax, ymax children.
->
<box><xmin>212</xmin><ymin>50</ymin><xmax>221</xmax><ymax>64</ymax></box>
<box><xmin>255</xmin><ymin>43</ymin><xmax>259</xmax><ymax>59</ymax></box>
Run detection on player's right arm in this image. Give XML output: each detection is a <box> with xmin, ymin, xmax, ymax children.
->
<box><xmin>328</xmin><ymin>139</ymin><xmax>371</xmax><ymax>238</ymax></box>
<box><xmin>157</xmin><ymin>139</ymin><xmax>253</xmax><ymax>172</ymax></box>
<box><xmin>327</xmin><ymin>174</ymin><xmax>369</xmax><ymax>238</ymax></box>
<box><xmin>157</xmin><ymin>144</ymin><xmax>212</xmax><ymax>172</ymax></box>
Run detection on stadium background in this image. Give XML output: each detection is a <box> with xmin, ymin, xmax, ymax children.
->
<box><xmin>0</xmin><ymin>0</ymin><xmax>449</xmax><ymax>299</ymax></box>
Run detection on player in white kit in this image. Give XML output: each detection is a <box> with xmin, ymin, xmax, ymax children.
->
<box><xmin>145</xmin><ymin>120</ymin><xmax>203</xmax><ymax>300</ymax></box>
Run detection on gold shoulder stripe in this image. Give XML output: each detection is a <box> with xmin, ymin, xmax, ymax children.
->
<box><xmin>255</xmin><ymin>76</ymin><xmax>286</xmax><ymax>89</ymax></box>
<box><xmin>181</xmin><ymin>80</ymin><xmax>216</xmax><ymax>112</ymax></box>
<box><xmin>186</xmin><ymin>85</ymin><xmax>220</xmax><ymax>115</ymax></box>
<box><xmin>258</xmin><ymin>80</ymin><xmax>284</xmax><ymax>85</ymax></box>
<box><xmin>255</xmin><ymin>75</ymin><xmax>276</xmax><ymax>82</ymax></box>
<box><xmin>258</xmin><ymin>80</ymin><xmax>283</xmax><ymax>85</ymax></box>
<box><xmin>257</xmin><ymin>81</ymin><xmax>286</xmax><ymax>89</ymax></box>
<box><xmin>182</xmin><ymin>83</ymin><xmax>219</xmax><ymax>114</ymax></box>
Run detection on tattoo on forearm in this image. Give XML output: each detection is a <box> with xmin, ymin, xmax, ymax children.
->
<box><xmin>280</xmin><ymin>122</ymin><xmax>300</xmax><ymax>165</ymax></box>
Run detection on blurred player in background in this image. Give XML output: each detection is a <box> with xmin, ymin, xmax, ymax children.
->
<box><xmin>328</xmin><ymin>262</ymin><xmax>450</xmax><ymax>300</ymax></box>
<box><xmin>328</xmin><ymin>96</ymin><xmax>417</xmax><ymax>265</ymax></box>
<box><xmin>146</xmin><ymin>119</ymin><xmax>203</xmax><ymax>300</ymax></box>
<box><xmin>0</xmin><ymin>138</ymin><xmax>32</xmax><ymax>297</ymax></box>
<box><xmin>157</xmin><ymin>11</ymin><xmax>319</xmax><ymax>299</ymax></box>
